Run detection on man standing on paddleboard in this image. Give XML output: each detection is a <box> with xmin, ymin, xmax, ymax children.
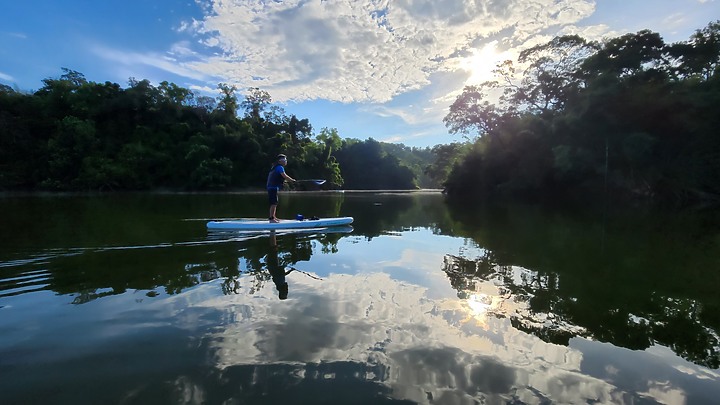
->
<box><xmin>267</xmin><ymin>154</ymin><xmax>296</xmax><ymax>223</ymax></box>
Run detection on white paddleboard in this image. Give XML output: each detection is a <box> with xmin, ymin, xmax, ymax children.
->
<box><xmin>207</xmin><ymin>216</ymin><xmax>354</xmax><ymax>230</ymax></box>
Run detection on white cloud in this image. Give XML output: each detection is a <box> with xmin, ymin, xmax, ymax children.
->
<box><xmin>188</xmin><ymin>84</ymin><xmax>216</xmax><ymax>93</ymax></box>
<box><xmin>662</xmin><ymin>13</ymin><xmax>689</xmax><ymax>27</ymax></box>
<box><xmin>360</xmin><ymin>104</ymin><xmax>437</xmax><ymax>126</ymax></box>
<box><xmin>91</xmin><ymin>45</ymin><xmax>212</xmax><ymax>82</ymax></box>
<box><xmin>169</xmin><ymin>41</ymin><xmax>200</xmax><ymax>58</ymax></box>
<box><xmin>0</xmin><ymin>71</ymin><xmax>15</xmax><ymax>82</ymax></box>
<box><xmin>381</xmin><ymin>128</ymin><xmax>444</xmax><ymax>144</ymax></box>
<box><xmin>557</xmin><ymin>24</ymin><xmax>617</xmax><ymax>42</ymax></box>
<box><xmin>9</xmin><ymin>32</ymin><xmax>28</xmax><ymax>39</ymax></box>
<box><xmin>182</xmin><ymin>0</ymin><xmax>596</xmax><ymax>103</ymax></box>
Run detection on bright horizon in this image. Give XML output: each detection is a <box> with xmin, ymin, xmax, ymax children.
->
<box><xmin>2</xmin><ymin>0</ymin><xmax>718</xmax><ymax>148</ymax></box>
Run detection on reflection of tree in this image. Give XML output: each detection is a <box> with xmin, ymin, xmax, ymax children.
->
<box><xmin>442</xmin><ymin>251</ymin><xmax>499</xmax><ymax>297</ymax></box>
<box><xmin>440</xmin><ymin>199</ymin><xmax>720</xmax><ymax>369</ymax></box>
<box><xmin>645</xmin><ymin>296</ymin><xmax>720</xmax><ymax>368</ymax></box>
<box><xmin>214</xmin><ymin>229</ymin><xmax>350</xmax><ymax>299</ymax></box>
<box><xmin>3</xmin><ymin>227</ymin><xmax>350</xmax><ymax>305</ymax></box>
<box><xmin>442</xmin><ymin>254</ymin><xmax>581</xmax><ymax>346</ymax></box>
<box><xmin>2</xmin><ymin>192</ymin><xmax>455</xmax><ymax>304</ymax></box>
<box><xmin>71</xmin><ymin>288</ymin><xmax>117</xmax><ymax>305</ymax></box>
<box><xmin>342</xmin><ymin>192</ymin><xmax>454</xmax><ymax>240</ymax></box>
<box><xmin>42</xmin><ymin>246</ymin><xmax>240</xmax><ymax>302</ymax></box>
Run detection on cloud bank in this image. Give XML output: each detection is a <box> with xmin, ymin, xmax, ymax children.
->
<box><xmin>184</xmin><ymin>0</ymin><xmax>597</xmax><ymax>102</ymax></box>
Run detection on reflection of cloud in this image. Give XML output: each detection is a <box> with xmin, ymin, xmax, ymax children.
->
<box><xmin>386</xmin><ymin>347</ymin><xmax>516</xmax><ymax>403</ymax></box>
<box><xmin>641</xmin><ymin>382</ymin><xmax>686</xmax><ymax>405</ymax></box>
<box><xmin>381</xmin><ymin>247</ymin><xmax>445</xmax><ymax>273</ymax></box>
<box><xmin>647</xmin><ymin>345</ymin><xmax>720</xmax><ymax>380</ymax></box>
<box><xmin>163</xmin><ymin>272</ymin><xmax>639</xmax><ymax>403</ymax></box>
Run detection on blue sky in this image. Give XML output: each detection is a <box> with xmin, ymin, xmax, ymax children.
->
<box><xmin>2</xmin><ymin>0</ymin><xmax>718</xmax><ymax>148</ymax></box>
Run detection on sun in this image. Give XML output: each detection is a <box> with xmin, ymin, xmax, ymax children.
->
<box><xmin>458</xmin><ymin>41</ymin><xmax>506</xmax><ymax>85</ymax></box>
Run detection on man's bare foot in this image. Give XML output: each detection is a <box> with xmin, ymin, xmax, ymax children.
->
<box><xmin>269</xmin><ymin>218</ymin><xmax>280</xmax><ymax>223</ymax></box>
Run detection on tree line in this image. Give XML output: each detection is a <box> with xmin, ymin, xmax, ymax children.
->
<box><xmin>0</xmin><ymin>73</ymin><xmax>444</xmax><ymax>191</ymax></box>
<box><xmin>3</xmin><ymin>20</ymin><xmax>717</xmax><ymax>203</ymax></box>
<box><xmin>443</xmin><ymin>21</ymin><xmax>720</xmax><ymax>206</ymax></box>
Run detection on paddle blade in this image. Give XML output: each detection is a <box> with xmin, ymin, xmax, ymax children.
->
<box><xmin>299</xmin><ymin>179</ymin><xmax>326</xmax><ymax>185</ymax></box>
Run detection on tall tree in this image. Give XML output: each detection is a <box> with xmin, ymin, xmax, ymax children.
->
<box><xmin>240</xmin><ymin>87</ymin><xmax>272</xmax><ymax>121</ymax></box>
<box><xmin>216</xmin><ymin>83</ymin><xmax>239</xmax><ymax>120</ymax></box>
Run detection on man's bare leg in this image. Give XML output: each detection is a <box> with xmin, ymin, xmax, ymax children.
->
<box><xmin>269</xmin><ymin>205</ymin><xmax>279</xmax><ymax>222</ymax></box>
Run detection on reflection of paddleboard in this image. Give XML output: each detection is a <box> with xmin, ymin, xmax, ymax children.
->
<box><xmin>207</xmin><ymin>216</ymin><xmax>354</xmax><ymax>230</ymax></box>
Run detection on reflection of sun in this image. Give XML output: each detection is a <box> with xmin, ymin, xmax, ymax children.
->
<box><xmin>464</xmin><ymin>293</ymin><xmax>502</xmax><ymax>328</ymax></box>
<box><xmin>467</xmin><ymin>293</ymin><xmax>493</xmax><ymax>315</ymax></box>
<box><xmin>458</xmin><ymin>41</ymin><xmax>507</xmax><ymax>85</ymax></box>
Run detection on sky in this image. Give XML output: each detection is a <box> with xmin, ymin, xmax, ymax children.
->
<box><xmin>2</xmin><ymin>0</ymin><xmax>718</xmax><ymax>148</ymax></box>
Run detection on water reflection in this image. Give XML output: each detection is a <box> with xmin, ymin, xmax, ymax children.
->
<box><xmin>169</xmin><ymin>270</ymin><xmax>720</xmax><ymax>404</ymax></box>
<box><xmin>441</xmin><ymin>201</ymin><xmax>720</xmax><ymax>369</ymax></box>
<box><xmin>217</xmin><ymin>227</ymin><xmax>350</xmax><ymax>300</ymax></box>
<box><xmin>2</xmin><ymin>193</ymin><xmax>720</xmax><ymax>403</ymax></box>
<box><xmin>267</xmin><ymin>232</ymin><xmax>290</xmax><ymax>299</ymax></box>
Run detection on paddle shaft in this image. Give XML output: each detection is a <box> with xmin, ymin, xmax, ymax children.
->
<box><xmin>296</xmin><ymin>179</ymin><xmax>326</xmax><ymax>185</ymax></box>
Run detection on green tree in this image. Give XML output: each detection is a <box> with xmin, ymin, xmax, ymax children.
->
<box><xmin>335</xmin><ymin>138</ymin><xmax>416</xmax><ymax>189</ymax></box>
<box><xmin>240</xmin><ymin>87</ymin><xmax>272</xmax><ymax>121</ymax></box>
<box><xmin>666</xmin><ymin>21</ymin><xmax>720</xmax><ymax>80</ymax></box>
<box><xmin>425</xmin><ymin>142</ymin><xmax>470</xmax><ymax>188</ymax></box>
<box><xmin>312</xmin><ymin>128</ymin><xmax>344</xmax><ymax>187</ymax></box>
<box><xmin>43</xmin><ymin>116</ymin><xmax>98</xmax><ymax>189</ymax></box>
<box><xmin>216</xmin><ymin>83</ymin><xmax>239</xmax><ymax>120</ymax></box>
<box><xmin>443</xmin><ymin>24</ymin><xmax>720</xmax><ymax>204</ymax></box>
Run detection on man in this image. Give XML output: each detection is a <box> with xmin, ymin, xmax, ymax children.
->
<box><xmin>266</xmin><ymin>154</ymin><xmax>296</xmax><ymax>223</ymax></box>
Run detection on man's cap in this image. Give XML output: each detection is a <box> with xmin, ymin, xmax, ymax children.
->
<box><xmin>277</xmin><ymin>154</ymin><xmax>287</xmax><ymax>160</ymax></box>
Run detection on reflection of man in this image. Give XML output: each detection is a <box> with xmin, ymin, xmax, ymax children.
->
<box><xmin>268</xmin><ymin>232</ymin><xmax>293</xmax><ymax>300</ymax></box>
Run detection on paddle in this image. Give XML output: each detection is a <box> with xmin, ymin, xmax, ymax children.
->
<box><xmin>288</xmin><ymin>266</ymin><xmax>323</xmax><ymax>280</ymax></box>
<box><xmin>296</xmin><ymin>179</ymin><xmax>326</xmax><ymax>185</ymax></box>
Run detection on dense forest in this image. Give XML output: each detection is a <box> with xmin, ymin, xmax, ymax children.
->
<box><xmin>0</xmin><ymin>75</ymin><xmax>440</xmax><ymax>191</ymax></box>
<box><xmin>443</xmin><ymin>21</ymin><xmax>720</xmax><ymax>206</ymax></box>
<box><xmin>1</xmin><ymin>21</ymin><xmax>718</xmax><ymax>206</ymax></box>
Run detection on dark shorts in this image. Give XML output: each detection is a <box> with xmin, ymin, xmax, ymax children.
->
<box><xmin>268</xmin><ymin>187</ymin><xmax>279</xmax><ymax>205</ymax></box>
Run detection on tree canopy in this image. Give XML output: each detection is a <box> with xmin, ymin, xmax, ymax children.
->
<box><xmin>443</xmin><ymin>21</ymin><xmax>720</xmax><ymax>205</ymax></box>
<box><xmin>0</xmin><ymin>72</ymin><xmax>439</xmax><ymax>191</ymax></box>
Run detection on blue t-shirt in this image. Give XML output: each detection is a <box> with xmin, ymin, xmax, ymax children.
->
<box><xmin>267</xmin><ymin>165</ymin><xmax>285</xmax><ymax>189</ymax></box>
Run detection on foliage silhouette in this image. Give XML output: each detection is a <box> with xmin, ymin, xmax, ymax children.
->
<box><xmin>443</xmin><ymin>21</ymin><xmax>720</xmax><ymax>206</ymax></box>
<box><xmin>0</xmin><ymin>76</ymin><xmax>436</xmax><ymax>191</ymax></box>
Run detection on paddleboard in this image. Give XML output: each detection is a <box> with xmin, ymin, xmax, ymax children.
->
<box><xmin>207</xmin><ymin>216</ymin><xmax>354</xmax><ymax>230</ymax></box>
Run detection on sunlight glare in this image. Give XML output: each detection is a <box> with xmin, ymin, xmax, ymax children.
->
<box><xmin>459</xmin><ymin>41</ymin><xmax>506</xmax><ymax>85</ymax></box>
<box><xmin>467</xmin><ymin>293</ymin><xmax>494</xmax><ymax>319</ymax></box>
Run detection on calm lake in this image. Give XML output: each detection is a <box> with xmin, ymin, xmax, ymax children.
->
<box><xmin>1</xmin><ymin>191</ymin><xmax>719</xmax><ymax>404</ymax></box>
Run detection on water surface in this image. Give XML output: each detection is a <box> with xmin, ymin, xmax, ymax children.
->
<box><xmin>1</xmin><ymin>192</ymin><xmax>719</xmax><ymax>404</ymax></box>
